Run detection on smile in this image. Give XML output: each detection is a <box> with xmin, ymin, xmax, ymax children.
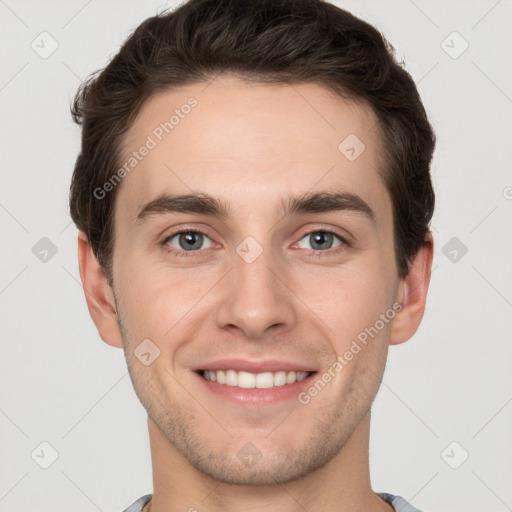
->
<box><xmin>200</xmin><ymin>369</ymin><xmax>312</xmax><ymax>388</ymax></box>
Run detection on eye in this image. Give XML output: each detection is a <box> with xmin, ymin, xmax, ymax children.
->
<box><xmin>296</xmin><ymin>230</ymin><xmax>347</xmax><ymax>252</ymax></box>
<box><xmin>161</xmin><ymin>227</ymin><xmax>349</xmax><ymax>259</ymax></box>
<box><xmin>163</xmin><ymin>230</ymin><xmax>213</xmax><ymax>254</ymax></box>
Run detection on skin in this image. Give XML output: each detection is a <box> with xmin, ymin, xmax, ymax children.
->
<box><xmin>78</xmin><ymin>75</ymin><xmax>433</xmax><ymax>512</ymax></box>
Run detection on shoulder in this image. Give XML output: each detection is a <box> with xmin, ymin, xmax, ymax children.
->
<box><xmin>378</xmin><ymin>492</ymin><xmax>425</xmax><ymax>512</ymax></box>
<box><xmin>122</xmin><ymin>494</ymin><xmax>152</xmax><ymax>512</ymax></box>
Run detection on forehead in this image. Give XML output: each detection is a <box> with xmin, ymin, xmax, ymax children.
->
<box><xmin>116</xmin><ymin>75</ymin><xmax>388</xmax><ymax>223</ymax></box>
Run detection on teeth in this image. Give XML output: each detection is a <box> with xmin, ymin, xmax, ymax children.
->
<box><xmin>255</xmin><ymin>372</ymin><xmax>274</xmax><ymax>389</ymax></box>
<box><xmin>273</xmin><ymin>371</ymin><xmax>287</xmax><ymax>386</ymax></box>
<box><xmin>201</xmin><ymin>369</ymin><xmax>311</xmax><ymax>388</ymax></box>
<box><xmin>286</xmin><ymin>371</ymin><xmax>297</xmax><ymax>384</ymax></box>
<box><xmin>225</xmin><ymin>370</ymin><xmax>237</xmax><ymax>386</ymax></box>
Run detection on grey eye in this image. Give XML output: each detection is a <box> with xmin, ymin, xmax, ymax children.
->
<box><xmin>166</xmin><ymin>231</ymin><xmax>212</xmax><ymax>251</ymax></box>
<box><xmin>298</xmin><ymin>231</ymin><xmax>342</xmax><ymax>251</ymax></box>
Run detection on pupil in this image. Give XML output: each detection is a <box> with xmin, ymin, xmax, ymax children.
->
<box><xmin>181</xmin><ymin>231</ymin><xmax>202</xmax><ymax>250</ymax></box>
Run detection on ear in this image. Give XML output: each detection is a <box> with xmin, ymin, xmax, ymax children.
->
<box><xmin>389</xmin><ymin>235</ymin><xmax>434</xmax><ymax>345</ymax></box>
<box><xmin>77</xmin><ymin>231</ymin><xmax>123</xmax><ymax>348</ymax></box>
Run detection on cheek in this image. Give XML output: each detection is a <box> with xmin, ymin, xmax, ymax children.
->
<box><xmin>318</xmin><ymin>276</ymin><xmax>393</xmax><ymax>406</ymax></box>
<box><xmin>309</xmin><ymin>260</ymin><xmax>396</xmax><ymax>339</ymax></box>
<box><xmin>115</xmin><ymin>258</ymin><xmax>215</xmax><ymax>342</ymax></box>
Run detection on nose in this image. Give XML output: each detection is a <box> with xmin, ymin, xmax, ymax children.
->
<box><xmin>215</xmin><ymin>242</ymin><xmax>298</xmax><ymax>340</ymax></box>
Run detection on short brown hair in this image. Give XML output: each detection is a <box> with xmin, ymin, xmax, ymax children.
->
<box><xmin>69</xmin><ymin>0</ymin><xmax>435</xmax><ymax>284</ymax></box>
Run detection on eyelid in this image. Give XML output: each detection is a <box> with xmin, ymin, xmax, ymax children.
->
<box><xmin>161</xmin><ymin>224</ymin><xmax>213</xmax><ymax>241</ymax></box>
<box><xmin>294</xmin><ymin>224</ymin><xmax>352</xmax><ymax>246</ymax></box>
<box><xmin>161</xmin><ymin>227</ymin><xmax>214</xmax><ymax>247</ymax></box>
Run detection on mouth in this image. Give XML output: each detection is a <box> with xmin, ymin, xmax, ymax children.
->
<box><xmin>198</xmin><ymin>369</ymin><xmax>313</xmax><ymax>388</ymax></box>
<box><xmin>193</xmin><ymin>366</ymin><xmax>318</xmax><ymax>405</ymax></box>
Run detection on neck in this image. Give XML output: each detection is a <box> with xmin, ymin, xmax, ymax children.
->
<box><xmin>144</xmin><ymin>411</ymin><xmax>393</xmax><ymax>512</ymax></box>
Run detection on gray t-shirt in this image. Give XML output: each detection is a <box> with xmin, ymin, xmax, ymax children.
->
<box><xmin>123</xmin><ymin>492</ymin><xmax>424</xmax><ymax>511</ymax></box>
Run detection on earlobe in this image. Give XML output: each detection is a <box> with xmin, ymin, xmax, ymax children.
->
<box><xmin>77</xmin><ymin>231</ymin><xmax>123</xmax><ymax>348</ymax></box>
<box><xmin>389</xmin><ymin>236</ymin><xmax>434</xmax><ymax>346</ymax></box>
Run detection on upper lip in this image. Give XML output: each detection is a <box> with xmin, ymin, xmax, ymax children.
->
<box><xmin>194</xmin><ymin>358</ymin><xmax>317</xmax><ymax>374</ymax></box>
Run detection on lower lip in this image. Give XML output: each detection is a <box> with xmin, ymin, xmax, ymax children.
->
<box><xmin>194</xmin><ymin>371</ymin><xmax>317</xmax><ymax>405</ymax></box>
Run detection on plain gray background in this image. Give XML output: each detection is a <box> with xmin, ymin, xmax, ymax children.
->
<box><xmin>1</xmin><ymin>1</ymin><xmax>511</xmax><ymax>511</ymax></box>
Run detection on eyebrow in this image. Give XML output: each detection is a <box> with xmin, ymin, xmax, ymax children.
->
<box><xmin>135</xmin><ymin>190</ymin><xmax>376</xmax><ymax>224</ymax></box>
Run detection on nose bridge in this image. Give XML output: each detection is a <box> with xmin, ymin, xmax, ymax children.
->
<box><xmin>216</xmin><ymin>236</ymin><xmax>296</xmax><ymax>338</ymax></box>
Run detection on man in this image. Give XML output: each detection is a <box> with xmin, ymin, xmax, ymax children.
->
<box><xmin>69</xmin><ymin>0</ymin><xmax>435</xmax><ymax>510</ymax></box>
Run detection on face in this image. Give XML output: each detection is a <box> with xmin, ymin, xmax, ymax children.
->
<box><xmin>111</xmin><ymin>75</ymin><xmax>401</xmax><ymax>485</ymax></box>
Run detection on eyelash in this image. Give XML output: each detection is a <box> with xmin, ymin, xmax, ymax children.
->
<box><xmin>161</xmin><ymin>228</ymin><xmax>351</xmax><ymax>259</ymax></box>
